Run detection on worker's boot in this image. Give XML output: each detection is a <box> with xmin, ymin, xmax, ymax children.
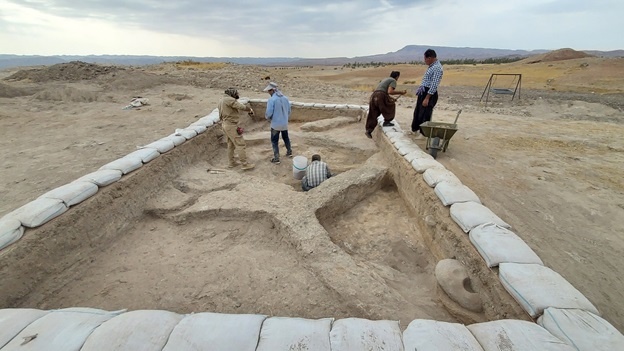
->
<box><xmin>241</xmin><ymin>163</ymin><xmax>255</xmax><ymax>171</ymax></box>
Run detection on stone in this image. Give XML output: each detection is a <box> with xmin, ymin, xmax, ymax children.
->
<box><xmin>435</xmin><ymin>259</ymin><xmax>483</xmax><ymax>313</ymax></box>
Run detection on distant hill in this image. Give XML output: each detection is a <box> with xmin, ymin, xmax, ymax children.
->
<box><xmin>1</xmin><ymin>45</ymin><xmax>622</xmax><ymax>69</ymax></box>
<box><xmin>521</xmin><ymin>48</ymin><xmax>594</xmax><ymax>64</ymax></box>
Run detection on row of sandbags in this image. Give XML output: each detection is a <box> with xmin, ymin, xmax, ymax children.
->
<box><xmin>376</xmin><ymin>117</ymin><xmax>622</xmax><ymax>348</ymax></box>
<box><xmin>0</xmin><ymin>100</ymin><xmax>371</xmax><ymax>252</ymax></box>
<box><xmin>0</xmin><ymin>108</ymin><xmax>222</xmax><ymax>251</ymax></box>
<box><xmin>1</xmin><ymin>307</ymin><xmax>622</xmax><ymax>351</ymax></box>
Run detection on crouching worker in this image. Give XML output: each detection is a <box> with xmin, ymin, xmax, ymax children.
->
<box><xmin>218</xmin><ymin>88</ymin><xmax>255</xmax><ymax>170</ymax></box>
<box><xmin>301</xmin><ymin>154</ymin><xmax>332</xmax><ymax>191</ymax></box>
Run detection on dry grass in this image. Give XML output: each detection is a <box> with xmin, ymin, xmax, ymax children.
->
<box><xmin>174</xmin><ymin>60</ymin><xmax>227</xmax><ymax>70</ymax></box>
<box><xmin>305</xmin><ymin>58</ymin><xmax>624</xmax><ymax>94</ymax></box>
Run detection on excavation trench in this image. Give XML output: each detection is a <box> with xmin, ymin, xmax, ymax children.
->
<box><xmin>0</xmin><ymin>104</ymin><xmax>528</xmax><ymax>327</ymax></box>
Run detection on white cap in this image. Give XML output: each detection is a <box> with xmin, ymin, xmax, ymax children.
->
<box><xmin>263</xmin><ymin>82</ymin><xmax>278</xmax><ymax>92</ymax></box>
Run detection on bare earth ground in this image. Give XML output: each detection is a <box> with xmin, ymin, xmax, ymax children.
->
<box><xmin>1</xmin><ymin>58</ymin><xmax>623</xmax><ymax>331</ymax></box>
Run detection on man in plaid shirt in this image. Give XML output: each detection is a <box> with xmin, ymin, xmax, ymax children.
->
<box><xmin>411</xmin><ymin>49</ymin><xmax>444</xmax><ymax>137</ymax></box>
<box><xmin>301</xmin><ymin>154</ymin><xmax>332</xmax><ymax>191</ymax></box>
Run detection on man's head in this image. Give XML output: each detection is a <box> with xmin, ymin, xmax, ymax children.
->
<box><xmin>424</xmin><ymin>49</ymin><xmax>437</xmax><ymax>65</ymax></box>
<box><xmin>263</xmin><ymin>82</ymin><xmax>279</xmax><ymax>96</ymax></box>
<box><xmin>390</xmin><ymin>71</ymin><xmax>400</xmax><ymax>80</ymax></box>
<box><xmin>311</xmin><ymin>154</ymin><xmax>321</xmax><ymax>162</ymax></box>
<box><xmin>224</xmin><ymin>88</ymin><xmax>239</xmax><ymax>99</ymax></box>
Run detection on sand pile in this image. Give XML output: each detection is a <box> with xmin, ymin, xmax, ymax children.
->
<box><xmin>101</xmin><ymin>70</ymin><xmax>183</xmax><ymax>91</ymax></box>
<box><xmin>4</xmin><ymin>61</ymin><xmax>121</xmax><ymax>82</ymax></box>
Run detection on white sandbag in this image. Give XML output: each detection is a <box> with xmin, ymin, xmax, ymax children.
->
<box><xmin>39</xmin><ymin>181</ymin><xmax>98</xmax><ymax>206</ymax></box>
<box><xmin>9</xmin><ymin>198</ymin><xmax>68</xmax><ymax>228</ymax></box>
<box><xmin>0</xmin><ymin>217</ymin><xmax>24</xmax><ymax>250</ymax></box>
<box><xmin>538</xmin><ymin>308</ymin><xmax>624</xmax><ymax>351</ymax></box>
<box><xmin>187</xmin><ymin>124</ymin><xmax>207</xmax><ymax>134</ymax></box>
<box><xmin>99</xmin><ymin>156</ymin><xmax>143</xmax><ymax>174</ymax></box>
<box><xmin>330</xmin><ymin>318</ymin><xmax>403</xmax><ymax>351</ymax></box>
<box><xmin>125</xmin><ymin>148</ymin><xmax>160</xmax><ymax>163</ymax></box>
<box><xmin>143</xmin><ymin>139</ymin><xmax>175</xmax><ymax>153</ymax></box>
<box><xmin>207</xmin><ymin>113</ymin><xmax>220</xmax><ymax>124</ymax></box>
<box><xmin>163</xmin><ymin>134</ymin><xmax>187</xmax><ymax>146</ymax></box>
<box><xmin>190</xmin><ymin>117</ymin><xmax>215</xmax><ymax>128</ymax></box>
<box><xmin>411</xmin><ymin>158</ymin><xmax>445</xmax><ymax>173</ymax></box>
<box><xmin>324</xmin><ymin>104</ymin><xmax>337</xmax><ymax>108</ymax></box>
<box><xmin>174</xmin><ymin>128</ymin><xmax>197</xmax><ymax>140</ymax></box>
<box><xmin>404</xmin><ymin>149</ymin><xmax>433</xmax><ymax>163</ymax></box>
<box><xmin>423</xmin><ymin>168</ymin><xmax>462</xmax><ymax>187</ymax></box>
<box><xmin>256</xmin><ymin>317</ymin><xmax>333</xmax><ymax>351</ymax></box>
<box><xmin>75</xmin><ymin>169</ymin><xmax>123</xmax><ymax>187</ymax></box>
<box><xmin>302</xmin><ymin>103</ymin><xmax>315</xmax><ymax>107</ymax></box>
<box><xmin>469</xmin><ymin>223</ymin><xmax>543</xmax><ymax>267</ymax></box>
<box><xmin>81</xmin><ymin>310</ymin><xmax>183</xmax><ymax>351</ymax></box>
<box><xmin>403</xmin><ymin>320</ymin><xmax>484</xmax><ymax>351</ymax></box>
<box><xmin>0</xmin><ymin>308</ymin><xmax>49</xmax><ymax>348</ymax></box>
<box><xmin>335</xmin><ymin>104</ymin><xmax>348</xmax><ymax>109</ymax></box>
<box><xmin>499</xmin><ymin>263</ymin><xmax>600</xmax><ymax>318</ymax></box>
<box><xmin>291</xmin><ymin>101</ymin><xmax>305</xmax><ymax>107</ymax></box>
<box><xmin>391</xmin><ymin>136</ymin><xmax>412</xmax><ymax>145</ymax></box>
<box><xmin>1</xmin><ymin>307</ymin><xmax>123</xmax><ymax>351</ymax></box>
<box><xmin>450</xmin><ymin>202</ymin><xmax>511</xmax><ymax>233</ymax></box>
<box><xmin>435</xmin><ymin>182</ymin><xmax>481</xmax><ymax>206</ymax></box>
<box><xmin>163</xmin><ymin>312</ymin><xmax>266</xmax><ymax>351</ymax></box>
<box><xmin>398</xmin><ymin>144</ymin><xmax>419</xmax><ymax>156</ymax></box>
<box><xmin>347</xmin><ymin>104</ymin><xmax>361</xmax><ymax>109</ymax></box>
<box><xmin>467</xmin><ymin>320</ymin><xmax>576</xmax><ymax>351</ymax></box>
<box><xmin>384</xmin><ymin>131</ymin><xmax>402</xmax><ymax>139</ymax></box>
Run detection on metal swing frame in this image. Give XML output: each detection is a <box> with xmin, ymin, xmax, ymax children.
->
<box><xmin>479</xmin><ymin>73</ymin><xmax>522</xmax><ymax>107</ymax></box>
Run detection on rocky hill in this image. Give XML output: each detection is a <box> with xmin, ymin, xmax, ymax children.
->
<box><xmin>1</xmin><ymin>46</ymin><xmax>622</xmax><ymax>69</ymax></box>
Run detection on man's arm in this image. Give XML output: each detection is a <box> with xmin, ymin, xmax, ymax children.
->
<box><xmin>326</xmin><ymin>165</ymin><xmax>332</xmax><ymax>178</ymax></box>
<box><xmin>265</xmin><ymin>97</ymin><xmax>274</xmax><ymax>120</ymax></box>
<box><xmin>232</xmin><ymin>99</ymin><xmax>251</xmax><ymax>112</ymax></box>
<box><xmin>388</xmin><ymin>85</ymin><xmax>406</xmax><ymax>96</ymax></box>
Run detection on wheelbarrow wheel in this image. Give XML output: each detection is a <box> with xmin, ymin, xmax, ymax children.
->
<box><xmin>430</xmin><ymin>137</ymin><xmax>440</xmax><ymax>159</ymax></box>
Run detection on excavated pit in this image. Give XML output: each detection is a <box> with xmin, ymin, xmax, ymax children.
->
<box><xmin>0</xmin><ymin>104</ymin><xmax>529</xmax><ymax>327</ymax></box>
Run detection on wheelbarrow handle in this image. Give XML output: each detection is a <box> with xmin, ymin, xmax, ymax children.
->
<box><xmin>453</xmin><ymin>109</ymin><xmax>462</xmax><ymax>124</ymax></box>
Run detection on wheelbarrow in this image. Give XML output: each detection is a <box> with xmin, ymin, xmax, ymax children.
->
<box><xmin>419</xmin><ymin>109</ymin><xmax>461</xmax><ymax>159</ymax></box>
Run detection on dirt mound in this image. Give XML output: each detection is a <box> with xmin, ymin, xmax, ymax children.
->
<box><xmin>0</xmin><ymin>83</ymin><xmax>36</xmax><ymax>97</ymax></box>
<box><xmin>101</xmin><ymin>70</ymin><xmax>183</xmax><ymax>92</ymax></box>
<box><xmin>33</xmin><ymin>86</ymin><xmax>102</xmax><ymax>103</ymax></box>
<box><xmin>4</xmin><ymin>61</ymin><xmax>121</xmax><ymax>82</ymax></box>
<box><xmin>524</xmin><ymin>48</ymin><xmax>594</xmax><ymax>64</ymax></box>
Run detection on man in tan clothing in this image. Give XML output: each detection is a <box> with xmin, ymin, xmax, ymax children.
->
<box><xmin>218</xmin><ymin>88</ymin><xmax>255</xmax><ymax>170</ymax></box>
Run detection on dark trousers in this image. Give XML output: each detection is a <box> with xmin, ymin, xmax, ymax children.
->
<box><xmin>411</xmin><ymin>87</ymin><xmax>438</xmax><ymax>134</ymax></box>
<box><xmin>271</xmin><ymin>128</ymin><xmax>292</xmax><ymax>159</ymax></box>
<box><xmin>366</xmin><ymin>91</ymin><xmax>396</xmax><ymax>133</ymax></box>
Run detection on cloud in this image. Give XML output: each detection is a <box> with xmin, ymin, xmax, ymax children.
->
<box><xmin>1</xmin><ymin>0</ymin><xmax>622</xmax><ymax>57</ymax></box>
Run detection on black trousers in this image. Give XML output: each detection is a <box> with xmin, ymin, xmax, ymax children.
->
<box><xmin>411</xmin><ymin>87</ymin><xmax>438</xmax><ymax>134</ymax></box>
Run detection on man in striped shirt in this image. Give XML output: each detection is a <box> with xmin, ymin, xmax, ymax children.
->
<box><xmin>301</xmin><ymin>154</ymin><xmax>332</xmax><ymax>191</ymax></box>
<box><xmin>411</xmin><ymin>49</ymin><xmax>444</xmax><ymax>137</ymax></box>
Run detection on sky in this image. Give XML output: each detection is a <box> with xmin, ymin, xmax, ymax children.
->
<box><xmin>0</xmin><ymin>0</ymin><xmax>622</xmax><ymax>58</ymax></box>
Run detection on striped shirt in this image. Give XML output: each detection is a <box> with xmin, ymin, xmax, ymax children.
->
<box><xmin>421</xmin><ymin>60</ymin><xmax>443</xmax><ymax>95</ymax></box>
<box><xmin>304</xmin><ymin>161</ymin><xmax>332</xmax><ymax>188</ymax></box>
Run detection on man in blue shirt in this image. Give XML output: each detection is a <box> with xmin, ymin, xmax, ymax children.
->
<box><xmin>264</xmin><ymin>82</ymin><xmax>292</xmax><ymax>164</ymax></box>
<box><xmin>411</xmin><ymin>49</ymin><xmax>444</xmax><ymax>138</ymax></box>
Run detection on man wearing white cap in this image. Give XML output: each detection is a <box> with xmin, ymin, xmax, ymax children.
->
<box><xmin>263</xmin><ymin>82</ymin><xmax>292</xmax><ymax>164</ymax></box>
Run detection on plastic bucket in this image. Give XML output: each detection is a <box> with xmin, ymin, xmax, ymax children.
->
<box><xmin>292</xmin><ymin>156</ymin><xmax>308</xmax><ymax>180</ymax></box>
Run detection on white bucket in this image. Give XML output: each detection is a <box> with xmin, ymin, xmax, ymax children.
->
<box><xmin>292</xmin><ymin>156</ymin><xmax>308</xmax><ymax>180</ymax></box>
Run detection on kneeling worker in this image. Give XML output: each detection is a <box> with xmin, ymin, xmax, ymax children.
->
<box><xmin>302</xmin><ymin>154</ymin><xmax>332</xmax><ymax>191</ymax></box>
